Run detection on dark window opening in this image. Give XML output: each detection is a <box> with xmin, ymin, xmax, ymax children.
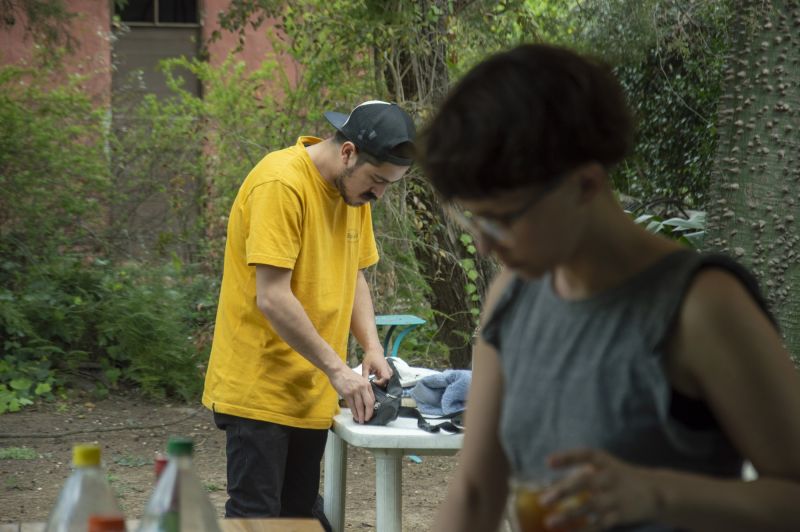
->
<box><xmin>159</xmin><ymin>0</ymin><xmax>197</xmax><ymax>23</ymax></box>
<box><xmin>117</xmin><ymin>0</ymin><xmax>197</xmax><ymax>24</ymax></box>
<box><xmin>118</xmin><ymin>0</ymin><xmax>154</xmax><ymax>22</ymax></box>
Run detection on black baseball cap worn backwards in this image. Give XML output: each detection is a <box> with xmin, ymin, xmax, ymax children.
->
<box><xmin>324</xmin><ymin>100</ymin><xmax>416</xmax><ymax>166</ymax></box>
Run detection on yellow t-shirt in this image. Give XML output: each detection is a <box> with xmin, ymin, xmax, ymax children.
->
<box><xmin>202</xmin><ymin>136</ymin><xmax>379</xmax><ymax>429</ymax></box>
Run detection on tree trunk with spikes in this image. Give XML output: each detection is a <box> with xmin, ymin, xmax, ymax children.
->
<box><xmin>706</xmin><ymin>0</ymin><xmax>800</xmax><ymax>363</ymax></box>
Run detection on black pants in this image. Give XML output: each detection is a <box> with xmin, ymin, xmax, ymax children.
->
<box><xmin>213</xmin><ymin>411</ymin><xmax>333</xmax><ymax>531</ymax></box>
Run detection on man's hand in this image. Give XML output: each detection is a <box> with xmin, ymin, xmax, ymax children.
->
<box><xmin>329</xmin><ymin>366</ymin><xmax>375</xmax><ymax>424</ymax></box>
<box><xmin>362</xmin><ymin>348</ymin><xmax>393</xmax><ymax>386</ymax></box>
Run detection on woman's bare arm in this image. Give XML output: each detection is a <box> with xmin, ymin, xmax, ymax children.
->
<box><xmin>433</xmin><ymin>269</ymin><xmax>515</xmax><ymax>532</ymax></box>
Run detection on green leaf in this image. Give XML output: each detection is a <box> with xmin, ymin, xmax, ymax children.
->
<box><xmin>645</xmin><ymin>220</ymin><xmax>663</xmax><ymax>233</ymax></box>
<box><xmin>9</xmin><ymin>379</ymin><xmax>31</xmax><ymax>392</ymax></box>
<box><xmin>662</xmin><ymin>217</ymin><xmax>704</xmax><ymax>231</ymax></box>
<box><xmin>34</xmin><ymin>382</ymin><xmax>52</xmax><ymax>395</ymax></box>
<box><xmin>8</xmin><ymin>399</ymin><xmax>20</xmax><ymax>412</ymax></box>
<box><xmin>467</xmin><ymin>270</ymin><xmax>479</xmax><ymax>281</ymax></box>
<box><xmin>465</xmin><ymin>283</ymin><xmax>477</xmax><ymax>294</ymax></box>
<box><xmin>683</xmin><ymin>231</ymin><xmax>705</xmax><ymax>247</ymax></box>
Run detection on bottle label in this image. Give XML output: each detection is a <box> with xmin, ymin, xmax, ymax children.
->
<box><xmin>160</xmin><ymin>510</ymin><xmax>179</xmax><ymax>532</ymax></box>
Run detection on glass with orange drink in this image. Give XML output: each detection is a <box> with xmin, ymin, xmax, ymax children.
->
<box><xmin>508</xmin><ymin>475</ymin><xmax>590</xmax><ymax>532</ymax></box>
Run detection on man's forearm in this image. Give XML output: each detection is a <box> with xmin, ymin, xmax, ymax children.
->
<box><xmin>350</xmin><ymin>270</ymin><xmax>383</xmax><ymax>352</ymax></box>
<box><xmin>259</xmin><ymin>289</ymin><xmax>347</xmax><ymax>377</ymax></box>
<box><xmin>255</xmin><ymin>264</ymin><xmax>375</xmax><ymax>422</ymax></box>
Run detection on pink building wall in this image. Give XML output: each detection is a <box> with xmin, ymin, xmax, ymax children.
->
<box><xmin>0</xmin><ymin>0</ymin><xmax>297</xmax><ymax>106</ymax></box>
<box><xmin>202</xmin><ymin>0</ymin><xmax>299</xmax><ymax>88</ymax></box>
<box><xmin>0</xmin><ymin>1</ymin><xmax>112</xmax><ymax>106</ymax></box>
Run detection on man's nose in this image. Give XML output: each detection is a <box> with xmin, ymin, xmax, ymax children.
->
<box><xmin>371</xmin><ymin>183</ymin><xmax>389</xmax><ymax>198</ymax></box>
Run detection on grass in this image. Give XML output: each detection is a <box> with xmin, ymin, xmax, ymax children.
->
<box><xmin>113</xmin><ymin>454</ymin><xmax>151</xmax><ymax>467</ymax></box>
<box><xmin>4</xmin><ymin>474</ymin><xmax>21</xmax><ymax>489</ymax></box>
<box><xmin>0</xmin><ymin>447</ymin><xmax>38</xmax><ymax>460</ymax></box>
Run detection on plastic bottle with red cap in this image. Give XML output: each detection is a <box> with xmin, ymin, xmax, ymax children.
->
<box><xmin>153</xmin><ymin>453</ymin><xmax>168</xmax><ymax>481</ymax></box>
<box><xmin>137</xmin><ymin>437</ymin><xmax>220</xmax><ymax>532</ymax></box>
<box><xmin>44</xmin><ymin>444</ymin><xmax>125</xmax><ymax>532</ymax></box>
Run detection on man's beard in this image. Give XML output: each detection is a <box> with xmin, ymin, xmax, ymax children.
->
<box><xmin>334</xmin><ymin>166</ymin><xmax>377</xmax><ymax>206</ymax></box>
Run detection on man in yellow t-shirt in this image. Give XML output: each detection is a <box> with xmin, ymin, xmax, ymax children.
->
<box><xmin>202</xmin><ymin>101</ymin><xmax>415</xmax><ymax>527</ymax></box>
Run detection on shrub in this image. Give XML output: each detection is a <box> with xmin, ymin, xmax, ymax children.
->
<box><xmin>0</xmin><ymin>66</ymin><xmax>109</xmax><ymax>255</ymax></box>
<box><xmin>0</xmin><ymin>252</ymin><xmax>212</xmax><ymax>409</ymax></box>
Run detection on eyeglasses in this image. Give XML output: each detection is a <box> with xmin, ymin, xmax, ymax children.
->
<box><xmin>447</xmin><ymin>174</ymin><xmax>569</xmax><ymax>245</ymax></box>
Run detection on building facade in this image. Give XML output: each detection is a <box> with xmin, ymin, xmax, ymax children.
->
<box><xmin>1</xmin><ymin>0</ymin><xmax>297</xmax><ymax>106</ymax></box>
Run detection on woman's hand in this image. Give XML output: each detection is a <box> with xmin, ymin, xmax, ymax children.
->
<box><xmin>540</xmin><ymin>448</ymin><xmax>664</xmax><ymax>531</ymax></box>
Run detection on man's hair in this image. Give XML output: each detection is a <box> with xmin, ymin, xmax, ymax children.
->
<box><xmin>334</xmin><ymin>131</ymin><xmax>415</xmax><ymax>167</ymax></box>
<box><xmin>420</xmin><ymin>44</ymin><xmax>633</xmax><ymax>200</ymax></box>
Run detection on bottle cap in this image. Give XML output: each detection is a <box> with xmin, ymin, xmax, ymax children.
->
<box><xmin>154</xmin><ymin>454</ymin><xmax>168</xmax><ymax>478</ymax></box>
<box><xmin>72</xmin><ymin>444</ymin><xmax>101</xmax><ymax>467</ymax></box>
<box><xmin>166</xmin><ymin>436</ymin><xmax>194</xmax><ymax>456</ymax></box>
<box><xmin>88</xmin><ymin>515</ymin><xmax>126</xmax><ymax>532</ymax></box>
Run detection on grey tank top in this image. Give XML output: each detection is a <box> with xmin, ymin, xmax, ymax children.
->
<box><xmin>483</xmin><ymin>250</ymin><xmax>773</xmax><ymax>532</ymax></box>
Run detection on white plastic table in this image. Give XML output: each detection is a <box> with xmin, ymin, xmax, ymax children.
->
<box><xmin>322</xmin><ymin>409</ymin><xmax>463</xmax><ymax>532</ymax></box>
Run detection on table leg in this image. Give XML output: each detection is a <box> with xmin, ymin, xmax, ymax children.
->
<box><xmin>389</xmin><ymin>325</ymin><xmax>418</xmax><ymax>357</ymax></box>
<box><xmin>323</xmin><ymin>430</ymin><xmax>347</xmax><ymax>532</ymax></box>
<box><xmin>382</xmin><ymin>325</ymin><xmax>397</xmax><ymax>356</ymax></box>
<box><xmin>373</xmin><ymin>449</ymin><xmax>403</xmax><ymax>532</ymax></box>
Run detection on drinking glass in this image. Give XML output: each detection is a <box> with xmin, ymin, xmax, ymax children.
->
<box><xmin>507</xmin><ymin>472</ymin><xmax>589</xmax><ymax>532</ymax></box>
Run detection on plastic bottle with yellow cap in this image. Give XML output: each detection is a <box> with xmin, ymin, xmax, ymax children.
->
<box><xmin>44</xmin><ymin>444</ymin><xmax>125</xmax><ymax>532</ymax></box>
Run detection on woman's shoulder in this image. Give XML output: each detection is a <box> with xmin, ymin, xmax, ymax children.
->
<box><xmin>665</xmin><ymin>252</ymin><xmax>781</xmax><ymax>397</ymax></box>
<box><xmin>484</xmin><ymin>268</ymin><xmax>515</xmax><ymax>308</ymax></box>
<box><xmin>481</xmin><ymin>268</ymin><xmax>536</xmax><ymax>323</ymax></box>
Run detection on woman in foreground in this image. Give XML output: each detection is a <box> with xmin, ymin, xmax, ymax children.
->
<box><xmin>420</xmin><ymin>43</ymin><xmax>800</xmax><ymax>532</ymax></box>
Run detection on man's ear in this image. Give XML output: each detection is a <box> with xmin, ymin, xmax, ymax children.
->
<box><xmin>340</xmin><ymin>141</ymin><xmax>357</xmax><ymax>165</ymax></box>
<box><xmin>575</xmin><ymin>162</ymin><xmax>607</xmax><ymax>204</ymax></box>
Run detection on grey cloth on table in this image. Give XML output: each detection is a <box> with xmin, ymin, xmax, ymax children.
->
<box><xmin>411</xmin><ymin>370</ymin><xmax>471</xmax><ymax>416</ymax></box>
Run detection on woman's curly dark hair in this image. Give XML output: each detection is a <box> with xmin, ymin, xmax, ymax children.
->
<box><xmin>420</xmin><ymin>43</ymin><xmax>634</xmax><ymax>200</ymax></box>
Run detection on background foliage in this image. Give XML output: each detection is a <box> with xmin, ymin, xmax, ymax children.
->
<box><xmin>532</xmin><ymin>0</ymin><xmax>735</xmax><ymax>213</ymax></box>
<box><xmin>1</xmin><ymin>0</ymin><xmax>748</xmax><ymax>411</ymax></box>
